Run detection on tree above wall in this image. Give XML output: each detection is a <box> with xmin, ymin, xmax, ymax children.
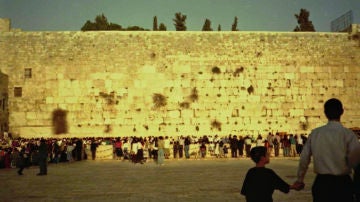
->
<box><xmin>294</xmin><ymin>9</ymin><xmax>316</xmax><ymax>32</ymax></box>
<box><xmin>81</xmin><ymin>14</ymin><xmax>148</xmax><ymax>31</ymax></box>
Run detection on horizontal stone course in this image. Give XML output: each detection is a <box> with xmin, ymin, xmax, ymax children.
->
<box><xmin>0</xmin><ymin>29</ymin><xmax>359</xmax><ymax>137</ymax></box>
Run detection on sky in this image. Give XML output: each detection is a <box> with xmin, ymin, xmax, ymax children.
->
<box><xmin>0</xmin><ymin>0</ymin><xmax>359</xmax><ymax>32</ymax></box>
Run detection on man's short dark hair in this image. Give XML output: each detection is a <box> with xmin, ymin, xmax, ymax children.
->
<box><xmin>250</xmin><ymin>146</ymin><xmax>267</xmax><ymax>163</ymax></box>
<box><xmin>324</xmin><ymin>98</ymin><xmax>343</xmax><ymax>120</ymax></box>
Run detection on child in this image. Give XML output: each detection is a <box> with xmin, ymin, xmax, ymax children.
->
<box><xmin>241</xmin><ymin>146</ymin><xmax>303</xmax><ymax>202</ymax></box>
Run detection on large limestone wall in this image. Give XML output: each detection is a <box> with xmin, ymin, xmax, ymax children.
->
<box><xmin>0</xmin><ymin>30</ymin><xmax>359</xmax><ymax>138</ymax></box>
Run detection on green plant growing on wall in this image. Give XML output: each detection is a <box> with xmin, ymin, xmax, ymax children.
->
<box><xmin>104</xmin><ymin>124</ymin><xmax>112</xmax><ymax>133</ymax></box>
<box><xmin>99</xmin><ymin>91</ymin><xmax>116</xmax><ymax>105</ymax></box>
<box><xmin>180</xmin><ymin>102</ymin><xmax>190</xmax><ymax>109</ymax></box>
<box><xmin>247</xmin><ymin>85</ymin><xmax>254</xmax><ymax>94</ymax></box>
<box><xmin>190</xmin><ymin>87</ymin><xmax>199</xmax><ymax>102</ymax></box>
<box><xmin>212</xmin><ymin>66</ymin><xmax>221</xmax><ymax>74</ymax></box>
<box><xmin>153</xmin><ymin>93</ymin><xmax>167</xmax><ymax>109</ymax></box>
<box><xmin>211</xmin><ymin>120</ymin><xmax>222</xmax><ymax>131</ymax></box>
<box><xmin>143</xmin><ymin>125</ymin><xmax>149</xmax><ymax>130</ymax></box>
<box><xmin>233</xmin><ymin>67</ymin><xmax>244</xmax><ymax>77</ymax></box>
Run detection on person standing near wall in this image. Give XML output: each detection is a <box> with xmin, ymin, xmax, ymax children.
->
<box><xmin>157</xmin><ymin>136</ymin><xmax>165</xmax><ymax>165</ymax></box>
<box><xmin>293</xmin><ymin>98</ymin><xmax>360</xmax><ymax>202</ymax></box>
<box><xmin>184</xmin><ymin>136</ymin><xmax>191</xmax><ymax>159</ymax></box>
<box><xmin>244</xmin><ymin>135</ymin><xmax>252</xmax><ymax>157</ymax></box>
<box><xmin>37</xmin><ymin>138</ymin><xmax>48</xmax><ymax>176</ymax></box>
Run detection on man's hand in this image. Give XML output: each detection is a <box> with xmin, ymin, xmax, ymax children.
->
<box><xmin>291</xmin><ymin>181</ymin><xmax>305</xmax><ymax>191</ymax></box>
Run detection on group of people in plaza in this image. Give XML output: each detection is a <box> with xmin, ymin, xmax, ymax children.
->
<box><xmin>0</xmin><ymin>130</ymin><xmax>308</xmax><ymax>171</ymax></box>
<box><xmin>1</xmin><ymin>98</ymin><xmax>360</xmax><ymax>201</ymax></box>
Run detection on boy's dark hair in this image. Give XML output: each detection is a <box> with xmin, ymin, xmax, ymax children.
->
<box><xmin>250</xmin><ymin>146</ymin><xmax>267</xmax><ymax>163</ymax></box>
<box><xmin>324</xmin><ymin>98</ymin><xmax>343</xmax><ymax>120</ymax></box>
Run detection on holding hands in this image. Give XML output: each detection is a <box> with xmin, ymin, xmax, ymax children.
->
<box><xmin>291</xmin><ymin>181</ymin><xmax>305</xmax><ymax>191</ymax></box>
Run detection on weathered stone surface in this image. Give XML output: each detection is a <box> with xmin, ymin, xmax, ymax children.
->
<box><xmin>0</xmin><ymin>26</ymin><xmax>359</xmax><ymax>138</ymax></box>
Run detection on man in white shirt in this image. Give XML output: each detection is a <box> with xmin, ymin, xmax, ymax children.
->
<box><xmin>294</xmin><ymin>98</ymin><xmax>360</xmax><ymax>202</ymax></box>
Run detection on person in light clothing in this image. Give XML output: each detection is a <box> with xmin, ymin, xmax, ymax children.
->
<box><xmin>293</xmin><ymin>98</ymin><xmax>360</xmax><ymax>202</ymax></box>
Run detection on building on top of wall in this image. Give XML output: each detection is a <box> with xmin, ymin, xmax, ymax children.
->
<box><xmin>0</xmin><ymin>18</ymin><xmax>359</xmax><ymax>138</ymax></box>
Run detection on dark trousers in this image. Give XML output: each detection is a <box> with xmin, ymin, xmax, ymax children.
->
<box><xmin>231</xmin><ymin>148</ymin><xmax>237</xmax><ymax>158</ymax></box>
<box><xmin>18</xmin><ymin>165</ymin><xmax>25</xmax><ymax>174</ymax></box>
<box><xmin>245</xmin><ymin>145</ymin><xmax>251</xmax><ymax>157</ymax></box>
<box><xmin>312</xmin><ymin>174</ymin><xmax>353</xmax><ymax>202</ymax></box>
<box><xmin>91</xmin><ymin>150</ymin><xmax>96</xmax><ymax>160</ymax></box>
<box><xmin>354</xmin><ymin>165</ymin><xmax>360</xmax><ymax>202</ymax></box>
<box><xmin>178</xmin><ymin>145</ymin><xmax>183</xmax><ymax>158</ymax></box>
<box><xmin>238</xmin><ymin>146</ymin><xmax>244</xmax><ymax>156</ymax></box>
<box><xmin>38</xmin><ymin>157</ymin><xmax>47</xmax><ymax>175</ymax></box>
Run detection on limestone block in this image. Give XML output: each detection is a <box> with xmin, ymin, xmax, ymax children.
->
<box><xmin>57</xmin><ymin>73</ymin><xmax>64</xmax><ymax>79</ymax></box>
<box><xmin>46</xmin><ymin>97</ymin><xmax>54</xmax><ymax>104</ymax></box>
<box><xmin>300</xmin><ymin>66</ymin><xmax>314</xmax><ymax>73</ymax></box>
<box><xmin>167</xmin><ymin>110</ymin><xmax>180</xmax><ymax>118</ymax></box>
<box><xmin>65</xmin><ymin>97</ymin><xmax>78</xmax><ymax>104</ymax></box>
<box><xmin>10</xmin><ymin>112</ymin><xmax>26</xmax><ymax>124</ymax></box>
<box><xmin>290</xmin><ymin>109</ymin><xmax>304</xmax><ymax>117</ymax></box>
<box><xmin>25</xmin><ymin>112</ymin><xmax>37</xmax><ymax>120</ymax></box>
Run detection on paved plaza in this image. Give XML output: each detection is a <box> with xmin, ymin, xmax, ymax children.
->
<box><xmin>1</xmin><ymin>158</ymin><xmax>315</xmax><ymax>202</ymax></box>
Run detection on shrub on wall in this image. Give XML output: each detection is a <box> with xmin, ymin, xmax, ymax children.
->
<box><xmin>233</xmin><ymin>67</ymin><xmax>244</xmax><ymax>77</ymax></box>
<box><xmin>211</xmin><ymin>66</ymin><xmax>221</xmax><ymax>74</ymax></box>
<box><xmin>247</xmin><ymin>85</ymin><xmax>254</xmax><ymax>94</ymax></box>
<box><xmin>152</xmin><ymin>93</ymin><xmax>167</xmax><ymax>109</ymax></box>
<box><xmin>190</xmin><ymin>87</ymin><xmax>199</xmax><ymax>102</ymax></box>
<box><xmin>180</xmin><ymin>102</ymin><xmax>190</xmax><ymax>109</ymax></box>
<box><xmin>99</xmin><ymin>91</ymin><xmax>116</xmax><ymax>105</ymax></box>
<box><xmin>211</xmin><ymin>120</ymin><xmax>222</xmax><ymax>131</ymax></box>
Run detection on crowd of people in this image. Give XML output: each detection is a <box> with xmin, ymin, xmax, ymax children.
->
<box><xmin>0</xmin><ymin>131</ymin><xmax>308</xmax><ymax>170</ymax></box>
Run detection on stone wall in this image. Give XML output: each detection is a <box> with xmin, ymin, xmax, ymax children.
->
<box><xmin>0</xmin><ymin>71</ymin><xmax>8</xmax><ymax>135</ymax></box>
<box><xmin>0</xmin><ymin>29</ymin><xmax>359</xmax><ymax>138</ymax></box>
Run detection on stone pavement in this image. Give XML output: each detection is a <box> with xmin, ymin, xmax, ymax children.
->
<box><xmin>0</xmin><ymin>158</ymin><xmax>315</xmax><ymax>202</ymax></box>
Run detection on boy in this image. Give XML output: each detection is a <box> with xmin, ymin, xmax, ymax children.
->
<box><xmin>241</xmin><ymin>146</ymin><xmax>303</xmax><ymax>202</ymax></box>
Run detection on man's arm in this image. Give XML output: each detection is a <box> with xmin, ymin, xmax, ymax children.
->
<box><xmin>296</xmin><ymin>133</ymin><xmax>312</xmax><ymax>182</ymax></box>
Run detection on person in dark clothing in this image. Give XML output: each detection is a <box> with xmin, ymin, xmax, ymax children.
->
<box><xmin>230</xmin><ymin>135</ymin><xmax>238</xmax><ymax>158</ymax></box>
<box><xmin>237</xmin><ymin>136</ymin><xmax>245</xmax><ymax>157</ymax></box>
<box><xmin>75</xmin><ymin>138</ymin><xmax>83</xmax><ymax>161</ymax></box>
<box><xmin>354</xmin><ymin>164</ymin><xmax>360</xmax><ymax>202</ymax></box>
<box><xmin>17</xmin><ymin>148</ymin><xmax>26</xmax><ymax>175</ymax></box>
<box><xmin>184</xmin><ymin>136</ymin><xmax>191</xmax><ymax>159</ymax></box>
<box><xmin>90</xmin><ymin>139</ymin><xmax>98</xmax><ymax>160</ymax></box>
<box><xmin>37</xmin><ymin>138</ymin><xmax>48</xmax><ymax>176</ymax></box>
<box><xmin>241</xmin><ymin>146</ymin><xmax>302</xmax><ymax>202</ymax></box>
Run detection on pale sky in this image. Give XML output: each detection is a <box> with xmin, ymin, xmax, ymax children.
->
<box><xmin>0</xmin><ymin>0</ymin><xmax>359</xmax><ymax>32</ymax></box>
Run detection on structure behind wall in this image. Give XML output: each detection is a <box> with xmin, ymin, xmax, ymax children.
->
<box><xmin>0</xmin><ymin>18</ymin><xmax>359</xmax><ymax>138</ymax></box>
<box><xmin>0</xmin><ymin>18</ymin><xmax>10</xmax><ymax>32</ymax></box>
